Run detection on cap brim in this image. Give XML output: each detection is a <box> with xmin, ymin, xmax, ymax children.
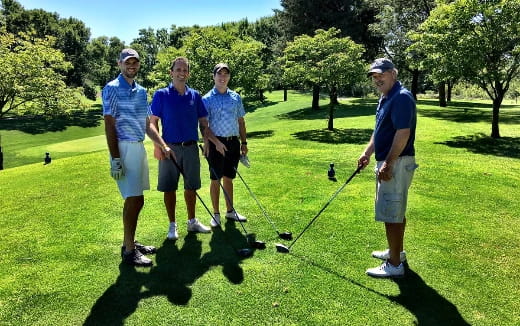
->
<box><xmin>367</xmin><ymin>69</ymin><xmax>384</xmax><ymax>77</ymax></box>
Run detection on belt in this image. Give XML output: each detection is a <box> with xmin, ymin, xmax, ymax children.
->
<box><xmin>171</xmin><ymin>140</ymin><xmax>197</xmax><ymax>147</ymax></box>
<box><xmin>217</xmin><ymin>136</ymin><xmax>238</xmax><ymax>141</ymax></box>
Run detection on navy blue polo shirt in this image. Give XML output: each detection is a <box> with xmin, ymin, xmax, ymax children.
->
<box><xmin>373</xmin><ymin>81</ymin><xmax>416</xmax><ymax>161</ymax></box>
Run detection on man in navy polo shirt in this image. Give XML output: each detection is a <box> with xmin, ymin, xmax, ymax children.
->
<box><xmin>358</xmin><ymin>58</ymin><xmax>418</xmax><ymax>278</ymax></box>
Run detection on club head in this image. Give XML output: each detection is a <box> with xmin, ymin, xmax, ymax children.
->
<box><xmin>237</xmin><ymin>248</ymin><xmax>253</xmax><ymax>258</ymax></box>
<box><xmin>250</xmin><ymin>240</ymin><xmax>266</xmax><ymax>250</ymax></box>
<box><xmin>278</xmin><ymin>232</ymin><xmax>293</xmax><ymax>241</ymax></box>
<box><xmin>275</xmin><ymin>243</ymin><xmax>290</xmax><ymax>253</ymax></box>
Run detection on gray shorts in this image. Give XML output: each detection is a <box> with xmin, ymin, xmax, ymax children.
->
<box><xmin>157</xmin><ymin>143</ymin><xmax>201</xmax><ymax>192</ymax></box>
<box><xmin>374</xmin><ymin>156</ymin><xmax>418</xmax><ymax>223</ymax></box>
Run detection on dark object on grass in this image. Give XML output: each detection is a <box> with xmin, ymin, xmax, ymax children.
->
<box><xmin>44</xmin><ymin>152</ymin><xmax>52</xmax><ymax>165</ymax></box>
<box><xmin>328</xmin><ymin>163</ymin><xmax>336</xmax><ymax>182</ymax></box>
<box><xmin>276</xmin><ymin>166</ymin><xmax>362</xmax><ymax>254</ymax></box>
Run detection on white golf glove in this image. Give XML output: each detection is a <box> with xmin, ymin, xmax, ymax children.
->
<box><xmin>110</xmin><ymin>158</ymin><xmax>124</xmax><ymax>180</ymax></box>
<box><xmin>239</xmin><ymin>154</ymin><xmax>250</xmax><ymax>168</ymax></box>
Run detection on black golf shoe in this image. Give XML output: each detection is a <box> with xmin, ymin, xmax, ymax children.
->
<box><xmin>122</xmin><ymin>249</ymin><xmax>153</xmax><ymax>267</ymax></box>
<box><xmin>121</xmin><ymin>240</ymin><xmax>157</xmax><ymax>257</ymax></box>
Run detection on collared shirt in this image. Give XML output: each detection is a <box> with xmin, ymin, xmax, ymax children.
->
<box><xmin>202</xmin><ymin>87</ymin><xmax>245</xmax><ymax>137</ymax></box>
<box><xmin>373</xmin><ymin>81</ymin><xmax>416</xmax><ymax>161</ymax></box>
<box><xmin>149</xmin><ymin>83</ymin><xmax>208</xmax><ymax>143</ymax></box>
<box><xmin>102</xmin><ymin>74</ymin><xmax>148</xmax><ymax>141</ymax></box>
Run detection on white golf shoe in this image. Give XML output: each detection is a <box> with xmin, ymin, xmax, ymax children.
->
<box><xmin>167</xmin><ymin>222</ymin><xmax>178</xmax><ymax>240</ymax></box>
<box><xmin>187</xmin><ymin>218</ymin><xmax>211</xmax><ymax>233</ymax></box>
<box><xmin>366</xmin><ymin>261</ymin><xmax>404</xmax><ymax>278</ymax></box>
<box><xmin>225</xmin><ymin>210</ymin><xmax>247</xmax><ymax>222</ymax></box>
<box><xmin>210</xmin><ymin>213</ymin><xmax>221</xmax><ymax>228</ymax></box>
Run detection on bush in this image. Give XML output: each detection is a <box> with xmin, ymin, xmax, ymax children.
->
<box><xmin>83</xmin><ymin>80</ymin><xmax>98</xmax><ymax>101</ymax></box>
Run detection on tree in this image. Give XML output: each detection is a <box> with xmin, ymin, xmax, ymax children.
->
<box><xmin>409</xmin><ymin>0</ymin><xmax>520</xmax><ymax>138</ymax></box>
<box><xmin>0</xmin><ymin>31</ymin><xmax>85</xmax><ymax>119</ymax></box>
<box><xmin>281</xmin><ymin>28</ymin><xmax>365</xmax><ymax>111</ymax></box>
<box><xmin>367</xmin><ymin>0</ymin><xmax>435</xmax><ymax>99</ymax></box>
<box><xmin>276</xmin><ymin>0</ymin><xmax>382</xmax><ymax>59</ymax></box>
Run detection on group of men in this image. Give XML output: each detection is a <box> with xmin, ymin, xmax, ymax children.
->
<box><xmin>103</xmin><ymin>48</ymin><xmax>417</xmax><ymax>279</ymax></box>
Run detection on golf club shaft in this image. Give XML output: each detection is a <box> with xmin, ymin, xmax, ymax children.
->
<box><xmin>288</xmin><ymin>166</ymin><xmax>362</xmax><ymax>250</ymax></box>
<box><xmin>198</xmin><ymin>145</ymin><xmax>250</xmax><ymax>236</ymax></box>
<box><xmin>234</xmin><ymin>167</ymin><xmax>281</xmax><ymax>235</ymax></box>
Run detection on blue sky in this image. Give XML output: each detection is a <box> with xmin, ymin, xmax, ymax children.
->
<box><xmin>17</xmin><ymin>0</ymin><xmax>282</xmax><ymax>44</ymax></box>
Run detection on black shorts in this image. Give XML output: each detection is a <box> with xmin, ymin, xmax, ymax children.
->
<box><xmin>208</xmin><ymin>136</ymin><xmax>240</xmax><ymax>180</ymax></box>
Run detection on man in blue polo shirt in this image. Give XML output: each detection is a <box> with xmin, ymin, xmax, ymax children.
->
<box><xmin>358</xmin><ymin>58</ymin><xmax>418</xmax><ymax>278</ymax></box>
<box><xmin>149</xmin><ymin>57</ymin><xmax>221</xmax><ymax>240</ymax></box>
<box><xmin>202</xmin><ymin>63</ymin><xmax>248</xmax><ymax>227</ymax></box>
<box><xmin>103</xmin><ymin>48</ymin><xmax>171</xmax><ymax>267</ymax></box>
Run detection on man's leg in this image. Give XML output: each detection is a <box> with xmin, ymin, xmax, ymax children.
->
<box><xmin>123</xmin><ymin>195</ymin><xmax>144</xmax><ymax>251</ymax></box>
<box><xmin>210</xmin><ymin>180</ymin><xmax>221</xmax><ymax>214</ymax></box>
<box><xmin>185</xmin><ymin>189</ymin><xmax>196</xmax><ymax>220</ymax></box>
<box><xmin>223</xmin><ymin>176</ymin><xmax>234</xmax><ymax>211</ymax></box>
<box><xmin>164</xmin><ymin>191</ymin><xmax>176</xmax><ymax>223</ymax></box>
<box><xmin>385</xmin><ymin>217</ymin><xmax>406</xmax><ymax>266</ymax></box>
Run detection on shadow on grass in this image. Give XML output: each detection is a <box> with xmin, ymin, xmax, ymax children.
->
<box><xmin>244</xmin><ymin>99</ymin><xmax>279</xmax><ymax>114</ymax></box>
<box><xmin>277</xmin><ymin>98</ymin><xmax>376</xmax><ymax>121</ymax></box>
<box><xmin>437</xmin><ymin>133</ymin><xmax>520</xmax><ymax>159</ymax></box>
<box><xmin>417</xmin><ymin>101</ymin><xmax>519</xmax><ymax>125</ymax></box>
<box><xmin>248</xmin><ymin>130</ymin><xmax>274</xmax><ymax>140</ymax></box>
<box><xmin>291</xmin><ymin>254</ymin><xmax>469</xmax><ymax>325</ymax></box>
<box><xmin>0</xmin><ymin>108</ymin><xmax>102</xmax><ymax>134</ymax></box>
<box><xmin>83</xmin><ymin>221</ymin><xmax>252</xmax><ymax>325</ymax></box>
<box><xmin>292</xmin><ymin>128</ymin><xmax>373</xmax><ymax>144</ymax></box>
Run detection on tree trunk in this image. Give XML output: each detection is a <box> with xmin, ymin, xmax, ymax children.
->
<box><xmin>283</xmin><ymin>88</ymin><xmax>287</xmax><ymax>102</ymax></box>
<box><xmin>328</xmin><ymin>105</ymin><xmax>335</xmax><ymax>131</ymax></box>
<box><xmin>447</xmin><ymin>80</ymin><xmax>453</xmax><ymax>102</ymax></box>
<box><xmin>438</xmin><ymin>82</ymin><xmax>447</xmax><ymax>107</ymax></box>
<box><xmin>411</xmin><ymin>69</ymin><xmax>419</xmax><ymax>100</ymax></box>
<box><xmin>491</xmin><ymin>96</ymin><xmax>502</xmax><ymax>138</ymax></box>
<box><xmin>312</xmin><ymin>84</ymin><xmax>320</xmax><ymax>110</ymax></box>
<box><xmin>329</xmin><ymin>85</ymin><xmax>339</xmax><ymax>105</ymax></box>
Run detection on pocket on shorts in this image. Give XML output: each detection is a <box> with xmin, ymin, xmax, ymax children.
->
<box><xmin>405</xmin><ymin>163</ymin><xmax>419</xmax><ymax>172</ymax></box>
<box><xmin>383</xmin><ymin>193</ymin><xmax>402</xmax><ymax>217</ymax></box>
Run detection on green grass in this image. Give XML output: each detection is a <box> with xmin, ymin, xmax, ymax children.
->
<box><xmin>0</xmin><ymin>91</ymin><xmax>519</xmax><ymax>325</ymax></box>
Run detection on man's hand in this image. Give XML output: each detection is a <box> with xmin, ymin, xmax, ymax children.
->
<box><xmin>357</xmin><ymin>153</ymin><xmax>371</xmax><ymax>170</ymax></box>
<box><xmin>162</xmin><ymin>145</ymin><xmax>176</xmax><ymax>161</ymax></box>
<box><xmin>377</xmin><ymin>161</ymin><xmax>393</xmax><ymax>181</ymax></box>
<box><xmin>110</xmin><ymin>158</ymin><xmax>124</xmax><ymax>180</ymax></box>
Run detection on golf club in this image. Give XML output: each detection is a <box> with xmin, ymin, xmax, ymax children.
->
<box><xmin>276</xmin><ymin>165</ymin><xmax>362</xmax><ymax>253</ymax></box>
<box><xmin>199</xmin><ymin>145</ymin><xmax>266</xmax><ymax>250</ymax></box>
<box><xmin>234</xmin><ymin>166</ymin><xmax>293</xmax><ymax>240</ymax></box>
<box><xmin>167</xmin><ymin>155</ymin><xmax>253</xmax><ymax>258</ymax></box>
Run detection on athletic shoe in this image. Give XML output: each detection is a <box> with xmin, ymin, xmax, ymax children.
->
<box><xmin>187</xmin><ymin>218</ymin><xmax>211</xmax><ymax>233</ymax></box>
<box><xmin>225</xmin><ymin>210</ymin><xmax>247</xmax><ymax>222</ymax></box>
<box><xmin>122</xmin><ymin>249</ymin><xmax>153</xmax><ymax>267</ymax></box>
<box><xmin>167</xmin><ymin>222</ymin><xmax>179</xmax><ymax>240</ymax></box>
<box><xmin>121</xmin><ymin>241</ymin><xmax>156</xmax><ymax>257</ymax></box>
<box><xmin>366</xmin><ymin>261</ymin><xmax>404</xmax><ymax>278</ymax></box>
<box><xmin>371</xmin><ymin>249</ymin><xmax>407</xmax><ymax>262</ymax></box>
<box><xmin>210</xmin><ymin>213</ymin><xmax>221</xmax><ymax>228</ymax></box>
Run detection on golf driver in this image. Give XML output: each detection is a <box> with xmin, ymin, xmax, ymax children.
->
<box><xmin>276</xmin><ymin>165</ymin><xmax>362</xmax><ymax>253</ymax></box>
<box><xmin>234</xmin><ymin>166</ymin><xmax>293</xmax><ymax>240</ymax></box>
<box><xmin>199</xmin><ymin>145</ymin><xmax>266</xmax><ymax>250</ymax></box>
<box><xmin>168</xmin><ymin>155</ymin><xmax>253</xmax><ymax>258</ymax></box>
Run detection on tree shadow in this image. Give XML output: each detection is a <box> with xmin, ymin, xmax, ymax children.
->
<box><xmin>278</xmin><ymin>99</ymin><xmax>376</xmax><ymax>121</ymax></box>
<box><xmin>244</xmin><ymin>99</ymin><xmax>279</xmax><ymax>114</ymax></box>
<box><xmin>84</xmin><ymin>225</ymin><xmax>250</xmax><ymax>325</ymax></box>
<box><xmin>247</xmin><ymin>130</ymin><xmax>274</xmax><ymax>140</ymax></box>
<box><xmin>0</xmin><ymin>108</ymin><xmax>102</xmax><ymax>134</ymax></box>
<box><xmin>417</xmin><ymin>101</ymin><xmax>519</xmax><ymax>124</ymax></box>
<box><xmin>291</xmin><ymin>254</ymin><xmax>469</xmax><ymax>325</ymax></box>
<box><xmin>292</xmin><ymin>128</ymin><xmax>373</xmax><ymax>144</ymax></box>
<box><xmin>437</xmin><ymin>133</ymin><xmax>520</xmax><ymax>159</ymax></box>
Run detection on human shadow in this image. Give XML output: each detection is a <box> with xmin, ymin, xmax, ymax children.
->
<box><xmin>437</xmin><ymin>133</ymin><xmax>520</xmax><ymax>159</ymax></box>
<box><xmin>292</xmin><ymin>128</ymin><xmax>373</xmax><ymax>144</ymax></box>
<box><xmin>290</xmin><ymin>254</ymin><xmax>469</xmax><ymax>325</ymax></box>
<box><xmin>389</xmin><ymin>267</ymin><xmax>470</xmax><ymax>325</ymax></box>
<box><xmin>83</xmin><ymin>263</ymin><xmax>148</xmax><ymax>326</ymax></box>
<box><xmin>84</xmin><ymin>228</ymin><xmax>250</xmax><ymax>324</ymax></box>
<box><xmin>0</xmin><ymin>108</ymin><xmax>102</xmax><ymax>134</ymax></box>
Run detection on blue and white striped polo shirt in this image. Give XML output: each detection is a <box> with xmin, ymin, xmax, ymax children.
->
<box><xmin>102</xmin><ymin>74</ymin><xmax>148</xmax><ymax>141</ymax></box>
<box><xmin>202</xmin><ymin>87</ymin><xmax>245</xmax><ymax>137</ymax></box>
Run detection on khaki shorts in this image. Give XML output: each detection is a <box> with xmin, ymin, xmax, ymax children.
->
<box><xmin>374</xmin><ymin>156</ymin><xmax>417</xmax><ymax>223</ymax></box>
<box><xmin>114</xmin><ymin>141</ymin><xmax>150</xmax><ymax>199</ymax></box>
